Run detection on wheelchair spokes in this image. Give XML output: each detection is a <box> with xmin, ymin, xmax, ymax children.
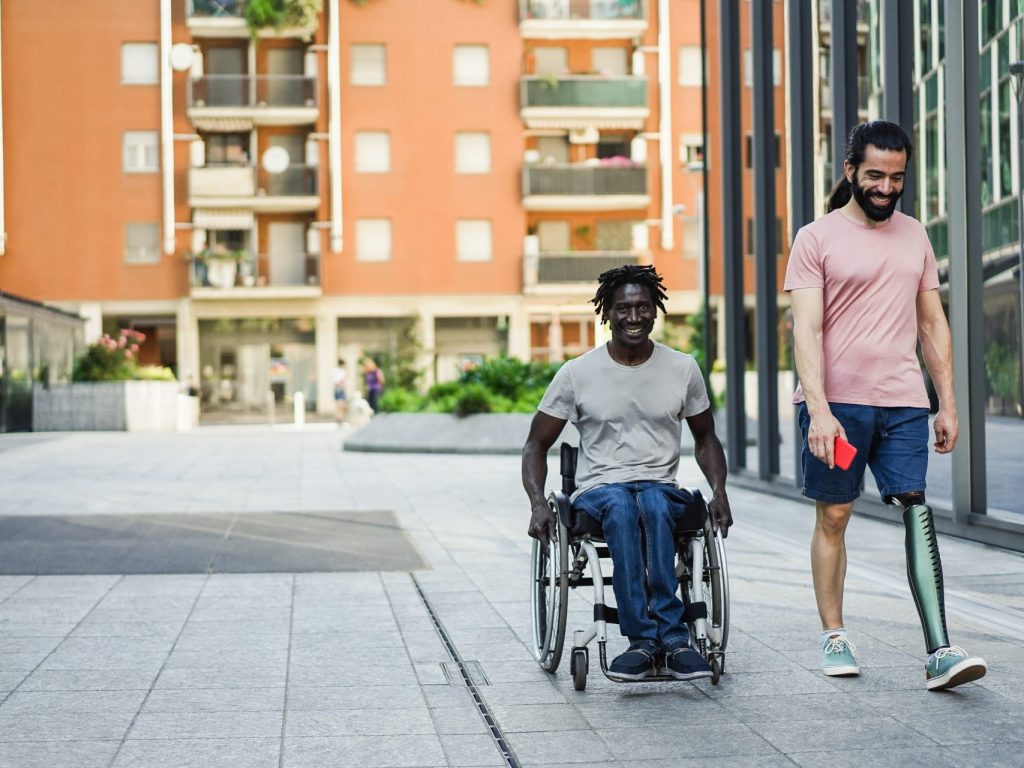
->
<box><xmin>530</xmin><ymin>512</ymin><xmax>568</xmax><ymax>673</ymax></box>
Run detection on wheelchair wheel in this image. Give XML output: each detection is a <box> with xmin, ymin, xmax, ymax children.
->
<box><xmin>709</xmin><ymin>653</ymin><xmax>723</xmax><ymax>686</ymax></box>
<box><xmin>570</xmin><ymin>647</ymin><xmax>588</xmax><ymax>691</ymax></box>
<box><xmin>530</xmin><ymin>514</ymin><xmax>569</xmax><ymax>673</ymax></box>
<box><xmin>703</xmin><ymin>529</ymin><xmax>730</xmax><ymax>652</ymax></box>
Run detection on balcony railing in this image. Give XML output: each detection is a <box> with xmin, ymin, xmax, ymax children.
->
<box><xmin>257</xmin><ymin>165</ymin><xmax>318</xmax><ymax>197</ymax></box>
<box><xmin>524</xmin><ymin>250</ymin><xmax>641</xmax><ymax>287</ymax></box>
<box><xmin>521</xmin><ymin>76</ymin><xmax>647</xmax><ymax>108</ymax></box>
<box><xmin>189</xmin><ymin>75</ymin><xmax>318</xmax><ymax>108</ymax></box>
<box><xmin>191</xmin><ymin>252</ymin><xmax>320</xmax><ymax>290</ymax></box>
<box><xmin>188</xmin><ymin>0</ymin><xmax>246</xmax><ymax>17</ymax></box>
<box><xmin>523</xmin><ymin>163</ymin><xmax>647</xmax><ymax>196</ymax></box>
<box><xmin>520</xmin><ymin>0</ymin><xmax>645</xmax><ymax>21</ymax></box>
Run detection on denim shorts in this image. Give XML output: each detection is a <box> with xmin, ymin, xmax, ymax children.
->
<box><xmin>798</xmin><ymin>402</ymin><xmax>929</xmax><ymax>504</ymax></box>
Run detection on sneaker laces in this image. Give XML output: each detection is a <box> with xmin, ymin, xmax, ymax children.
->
<box><xmin>824</xmin><ymin>636</ymin><xmax>856</xmax><ymax>656</ymax></box>
<box><xmin>932</xmin><ymin>645</ymin><xmax>967</xmax><ymax>660</ymax></box>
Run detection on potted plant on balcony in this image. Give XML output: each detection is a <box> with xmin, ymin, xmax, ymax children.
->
<box><xmin>203</xmin><ymin>245</ymin><xmax>245</xmax><ymax>289</ymax></box>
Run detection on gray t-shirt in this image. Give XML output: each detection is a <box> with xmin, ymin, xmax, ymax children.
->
<box><xmin>538</xmin><ymin>341</ymin><xmax>710</xmax><ymax>500</ymax></box>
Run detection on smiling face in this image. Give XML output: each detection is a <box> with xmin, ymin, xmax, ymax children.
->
<box><xmin>846</xmin><ymin>144</ymin><xmax>907</xmax><ymax>222</ymax></box>
<box><xmin>606</xmin><ymin>282</ymin><xmax>656</xmax><ymax>353</ymax></box>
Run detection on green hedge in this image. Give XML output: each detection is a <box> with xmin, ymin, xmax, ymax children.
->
<box><xmin>378</xmin><ymin>355</ymin><xmax>562</xmax><ymax>416</ymax></box>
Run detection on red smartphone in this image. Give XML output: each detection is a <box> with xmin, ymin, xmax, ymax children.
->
<box><xmin>834</xmin><ymin>436</ymin><xmax>858</xmax><ymax>471</ymax></box>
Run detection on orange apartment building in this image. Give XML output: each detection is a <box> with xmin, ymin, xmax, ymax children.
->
<box><xmin>0</xmin><ymin>0</ymin><xmax>783</xmax><ymax>419</ymax></box>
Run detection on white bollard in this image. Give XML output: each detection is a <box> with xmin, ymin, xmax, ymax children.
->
<box><xmin>293</xmin><ymin>391</ymin><xmax>305</xmax><ymax>428</ymax></box>
<box><xmin>267</xmin><ymin>390</ymin><xmax>276</xmax><ymax>426</ymax></box>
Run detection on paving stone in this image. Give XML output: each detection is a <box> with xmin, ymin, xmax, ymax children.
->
<box><xmin>153</xmin><ymin>666</ymin><xmax>286</xmax><ymax>690</ymax></box>
<box><xmin>489</xmin><ymin>703</ymin><xmax>591</xmax><ymax>733</ymax></box>
<box><xmin>429</xmin><ymin>704</ymin><xmax>489</xmax><ymax>736</ymax></box>
<box><xmin>282</xmin><ymin>735</ymin><xmax>446</xmax><ymax>768</ymax></box>
<box><xmin>439</xmin><ymin>734</ymin><xmax>506</xmax><ymax>767</ymax></box>
<box><xmin>788</xmin><ymin>747</ymin><xmax>968</xmax><ymax>768</ymax></box>
<box><xmin>602</xmin><ymin>723</ymin><xmax>772</xmax><ymax>760</ymax></box>
<box><xmin>0</xmin><ymin>711</ymin><xmax>134</xmax><ymax>741</ymax></box>
<box><xmin>286</xmin><ymin>663</ymin><xmax>417</xmax><ymax>688</ymax></box>
<box><xmin>17</xmin><ymin>669</ymin><xmax>155</xmax><ymax>692</ymax></box>
<box><xmin>0</xmin><ymin>689</ymin><xmax>147</xmax><ymax>716</ymax></box>
<box><xmin>0</xmin><ymin>739</ymin><xmax>120</xmax><ymax>768</ymax></box>
<box><xmin>111</xmin><ymin>737</ymin><xmax>280</xmax><ymax>768</ymax></box>
<box><xmin>747</xmin><ymin>717</ymin><xmax>934</xmax><ymax>753</ymax></box>
<box><xmin>895</xmin><ymin>710</ymin><xmax>1024</xmax><ymax>745</ymax></box>
<box><xmin>285</xmin><ymin>706</ymin><xmax>435</xmax><ymax>737</ymax></box>
<box><xmin>503</xmin><ymin>729</ymin><xmax>614</xmax><ymax>765</ymax></box>
<box><xmin>143</xmin><ymin>687</ymin><xmax>285</xmax><ymax>713</ymax></box>
<box><xmin>127</xmin><ymin>710</ymin><xmax>283</xmax><ymax>740</ymax></box>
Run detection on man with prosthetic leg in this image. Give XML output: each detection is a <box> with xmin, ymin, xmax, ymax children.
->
<box><xmin>787</xmin><ymin>121</ymin><xmax>986</xmax><ymax>691</ymax></box>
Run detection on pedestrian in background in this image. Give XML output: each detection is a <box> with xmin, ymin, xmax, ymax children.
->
<box><xmin>362</xmin><ymin>357</ymin><xmax>385</xmax><ymax>413</ymax></box>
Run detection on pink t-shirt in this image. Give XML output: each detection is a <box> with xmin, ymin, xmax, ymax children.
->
<box><xmin>784</xmin><ymin>209</ymin><xmax>939</xmax><ymax>408</ymax></box>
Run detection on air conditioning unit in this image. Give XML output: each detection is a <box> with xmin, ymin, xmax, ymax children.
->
<box><xmin>568</xmin><ymin>127</ymin><xmax>599</xmax><ymax>145</ymax></box>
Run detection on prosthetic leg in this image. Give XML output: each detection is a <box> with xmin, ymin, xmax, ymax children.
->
<box><xmin>889</xmin><ymin>493</ymin><xmax>948</xmax><ymax>653</ymax></box>
<box><xmin>889</xmin><ymin>493</ymin><xmax>987</xmax><ymax>690</ymax></box>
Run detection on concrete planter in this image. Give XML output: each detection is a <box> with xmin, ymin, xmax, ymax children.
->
<box><xmin>32</xmin><ymin>381</ymin><xmax>188</xmax><ymax>432</ymax></box>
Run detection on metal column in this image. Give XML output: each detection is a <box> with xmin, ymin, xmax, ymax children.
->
<box><xmin>787</xmin><ymin>0</ymin><xmax>816</xmax><ymax>486</ymax></box>
<box><xmin>719</xmin><ymin>0</ymin><xmax>745</xmax><ymax>470</ymax></box>
<box><xmin>944</xmin><ymin>0</ymin><xmax>987</xmax><ymax>522</ymax></box>
<box><xmin>752</xmin><ymin>0</ymin><xmax>778</xmax><ymax>478</ymax></box>
<box><xmin>882</xmin><ymin>0</ymin><xmax>916</xmax><ymax>215</ymax></box>
<box><xmin>830</xmin><ymin>0</ymin><xmax>860</xmax><ymax>180</ymax></box>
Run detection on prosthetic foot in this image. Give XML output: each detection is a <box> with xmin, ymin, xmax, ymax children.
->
<box><xmin>891</xmin><ymin>494</ymin><xmax>987</xmax><ymax>690</ymax></box>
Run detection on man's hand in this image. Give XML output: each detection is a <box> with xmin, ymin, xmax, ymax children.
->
<box><xmin>807</xmin><ymin>411</ymin><xmax>847</xmax><ymax>469</ymax></box>
<box><xmin>708</xmin><ymin>494</ymin><xmax>733</xmax><ymax>538</ymax></box>
<box><xmin>527</xmin><ymin>500</ymin><xmax>556</xmax><ymax>545</ymax></box>
<box><xmin>932</xmin><ymin>408</ymin><xmax>959</xmax><ymax>454</ymax></box>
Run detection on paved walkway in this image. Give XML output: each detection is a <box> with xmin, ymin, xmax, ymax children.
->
<box><xmin>1</xmin><ymin>425</ymin><xmax>1023</xmax><ymax>767</ymax></box>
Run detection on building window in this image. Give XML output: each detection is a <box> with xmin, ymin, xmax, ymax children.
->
<box><xmin>351</xmin><ymin>44</ymin><xmax>386</xmax><ymax>86</ymax></box>
<box><xmin>592</xmin><ymin>47</ymin><xmax>628</xmax><ymax>76</ymax></box>
<box><xmin>743</xmin><ymin>133</ymin><xmax>782</xmax><ymax>169</ymax></box>
<box><xmin>742</xmin><ymin>48</ymin><xmax>781</xmax><ymax>87</ymax></box>
<box><xmin>453</xmin><ymin>45</ymin><xmax>489</xmax><ymax>86</ymax></box>
<box><xmin>206</xmin><ymin>133</ymin><xmax>249</xmax><ymax>166</ymax></box>
<box><xmin>456</xmin><ymin>219</ymin><xmax>492</xmax><ymax>262</ymax></box>
<box><xmin>121</xmin><ymin>43</ymin><xmax>158</xmax><ymax>85</ymax></box>
<box><xmin>123</xmin><ymin>131</ymin><xmax>159</xmax><ymax>172</ymax></box>
<box><xmin>678</xmin><ymin>46</ymin><xmax>702</xmax><ymax>87</ymax></box>
<box><xmin>533</xmin><ymin>46</ymin><xmax>568</xmax><ymax>76</ymax></box>
<box><xmin>355</xmin><ymin>131</ymin><xmax>391</xmax><ymax>173</ymax></box>
<box><xmin>455</xmin><ymin>132</ymin><xmax>491</xmax><ymax>174</ymax></box>
<box><xmin>679</xmin><ymin>133</ymin><xmax>704</xmax><ymax>165</ymax></box>
<box><xmin>124</xmin><ymin>222</ymin><xmax>160</xmax><ymax>264</ymax></box>
<box><xmin>356</xmin><ymin>219</ymin><xmax>392</xmax><ymax>261</ymax></box>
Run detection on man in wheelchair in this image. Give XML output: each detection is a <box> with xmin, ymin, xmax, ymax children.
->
<box><xmin>523</xmin><ymin>265</ymin><xmax>733</xmax><ymax>682</ymax></box>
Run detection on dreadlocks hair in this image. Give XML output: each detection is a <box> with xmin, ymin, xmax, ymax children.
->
<box><xmin>590</xmin><ymin>264</ymin><xmax>669</xmax><ymax>323</ymax></box>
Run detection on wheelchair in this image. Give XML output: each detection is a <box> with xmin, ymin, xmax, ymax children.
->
<box><xmin>530</xmin><ymin>444</ymin><xmax>729</xmax><ymax>690</ymax></box>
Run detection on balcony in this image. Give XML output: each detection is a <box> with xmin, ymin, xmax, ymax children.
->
<box><xmin>522</xmin><ymin>163</ymin><xmax>649</xmax><ymax>211</ymax></box>
<box><xmin>519</xmin><ymin>0</ymin><xmax>647</xmax><ymax>39</ymax></box>
<box><xmin>189</xmin><ymin>164</ymin><xmax>320</xmax><ymax>212</ymax></box>
<box><xmin>186</xmin><ymin>0</ymin><xmax>317</xmax><ymax>38</ymax></box>
<box><xmin>523</xmin><ymin>250</ymin><xmax>644</xmax><ymax>293</ymax></box>
<box><xmin>520</xmin><ymin>76</ymin><xmax>648</xmax><ymax>129</ymax></box>
<box><xmin>188</xmin><ymin>75</ymin><xmax>319</xmax><ymax>126</ymax></box>
<box><xmin>191</xmin><ymin>251</ymin><xmax>322</xmax><ymax>299</ymax></box>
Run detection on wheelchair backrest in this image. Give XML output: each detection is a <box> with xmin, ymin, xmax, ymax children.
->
<box><xmin>560</xmin><ymin>443</ymin><xmax>578</xmax><ymax>496</ymax></box>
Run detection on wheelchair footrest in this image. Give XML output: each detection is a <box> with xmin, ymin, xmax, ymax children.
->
<box><xmin>594</xmin><ymin>603</ymin><xmax>619</xmax><ymax>625</ymax></box>
<box><xmin>682</xmin><ymin>602</ymin><xmax>708</xmax><ymax>622</ymax></box>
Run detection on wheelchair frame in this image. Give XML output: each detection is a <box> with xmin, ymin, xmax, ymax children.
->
<box><xmin>530</xmin><ymin>444</ymin><xmax>730</xmax><ymax>690</ymax></box>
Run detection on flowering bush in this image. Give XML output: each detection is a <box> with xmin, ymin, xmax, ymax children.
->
<box><xmin>72</xmin><ymin>329</ymin><xmax>148</xmax><ymax>382</ymax></box>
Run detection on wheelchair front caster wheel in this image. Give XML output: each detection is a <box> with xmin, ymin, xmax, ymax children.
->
<box><xmin>710</xmin><ymin>654</ymin><xmax>723</xmax><ymax>686</ymax></box>
<box><xmin>570</xmin><ymin>648</ymin><xmax>588</xmax><ymax>691</ymax></box>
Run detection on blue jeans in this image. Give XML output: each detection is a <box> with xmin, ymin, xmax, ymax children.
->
<box><xmin>573</xmin><ymin>482</ymin><xmax>691</xmax><ymax>650</ymax></box>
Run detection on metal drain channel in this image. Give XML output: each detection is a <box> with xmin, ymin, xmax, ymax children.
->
<box><xmin>410</xmin><ymin>573</ymin><xmax>520</xmax><ymax>768</ymax></box>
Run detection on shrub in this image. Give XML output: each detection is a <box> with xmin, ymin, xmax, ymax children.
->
<box><xmin>134</xmin><ymin>365</ymin><xmax>177</xmax><ymax>382</ymax></box>
<box><xmin>72</xmin><ymin>330</ymin><xmax>147</xmax><ymax>382</ymax></box>
<box><xmin>378</xmin><ymin>387</ymin><xmax>423</xmax><ymax>413</ymax></box>
<box><xmin>453</xmin><ymin>382</ymin><xmax>493</xmax><ymax>417</ymax></box>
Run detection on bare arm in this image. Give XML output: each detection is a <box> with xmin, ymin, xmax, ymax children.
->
<box><xmin>522</xmin><ymin>411</ymin><xmax>568</xmax><ymax>543</ymax></box>
<box><xmin>685</xmin><ymin>407</ymin><xmax>733</xmax><ymax>537</ymax></box>
<box><xmin>917</xmin><ymin>288</ymin><xmax>958</xmax><ymax>453</ymax></box>
<box><xmin>789</xmin><ymin>287</ymin><xmax>846</xmax><ymax>468</ymax></box>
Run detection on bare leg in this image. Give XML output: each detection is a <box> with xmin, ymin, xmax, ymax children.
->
<box><xmin>810</xmin><ymin>501</ymin><xmax>854</xmax><ymax>630</ymax></box>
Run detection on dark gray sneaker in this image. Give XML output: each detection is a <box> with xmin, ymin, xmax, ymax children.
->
<box><xmin>608</xmin><ymin>643</ymin><xmax>657</xmax><ymax>681</ymax></box>
<box><xmin>661</xmin><ymin>647</ymin><xmax>713</xmax><ymax>681</ymax></box>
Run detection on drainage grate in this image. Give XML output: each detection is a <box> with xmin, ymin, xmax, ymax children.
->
<box><xmin>411</xmin><ymin>574</ymin><xmax>520</xmax><ymax>768</ymax></box>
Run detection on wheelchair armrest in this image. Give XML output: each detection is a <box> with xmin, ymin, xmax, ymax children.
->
<box><xmin>549</xmin><ymin>490</ymin><xmax>574</xmax><ymax>531</ymax></box>
<box><xmin>673</xmin><ymin>489</ymin><xmax>708</xmax><ymax>535</ymax></box>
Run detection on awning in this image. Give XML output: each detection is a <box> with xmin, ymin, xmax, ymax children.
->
<box><xmin>191</xmin><ymin>117</ymin><xmax>255</xmax><ymax>133</ymax></box>
<box><xmin>193</xmin><ymin>208</ymin><xmax>254</xmax><ymax>231</ymax></box>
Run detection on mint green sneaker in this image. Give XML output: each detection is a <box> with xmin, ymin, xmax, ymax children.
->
<box><xmin>925</xmin><ymin>646</ymin><xmax>987</xmax><ymax>691</ymax></box>
<box><xmin>822</xmin><ymin>635</ymin><xmax>859</xmax><ymax>676</ymax></box>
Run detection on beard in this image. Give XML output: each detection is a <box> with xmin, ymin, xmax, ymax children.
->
<box><xmin>851</xmin><ymin>176</ymin><xmax>902</xmax><ymax>222</ymax></box>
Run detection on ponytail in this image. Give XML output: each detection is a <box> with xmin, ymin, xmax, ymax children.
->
<box><xmin>827</xmin><ymin>177</ymin><xmax>852</xmax><ymax>212</ymax></box>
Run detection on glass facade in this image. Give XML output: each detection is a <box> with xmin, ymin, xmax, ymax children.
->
<box><xmin>0</xmin><ymin>293</ymin><xmax>84</xmax><ymax>433</ymax></box>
